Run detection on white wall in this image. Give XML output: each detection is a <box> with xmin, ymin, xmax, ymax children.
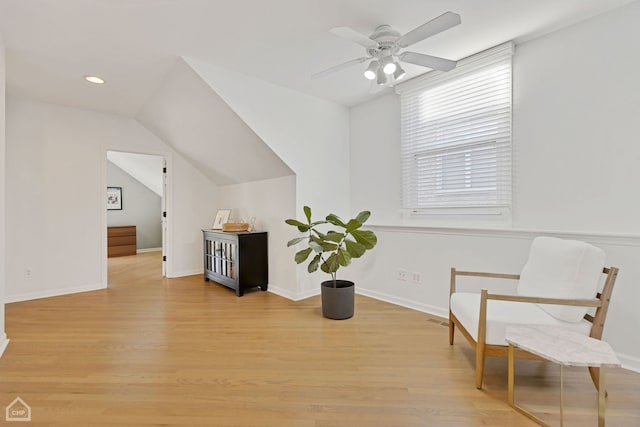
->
<box><xmin>512</xmin><ymin>2</ymin><xmax>640</xmax><ymax>233</ymax></box>
<box><xmin>186</xmin><ymin>58</ymin><xmax>351</xmax><ymax>298</ymax></box>
<box><xmin>349</xmin><ymin>2</ymin><xmax>640</xmax><ymax>370</ymax></box>
<box><xmin>5</xmin><ymin>95</ymin><xmax>218</xmax><ymax>302</ymax></box>
<box><xmin>218</xmin><ymin>175</ymin><xmax>297</xmax><ymax>298</ymax></box>
<box><xmin>0</xmin><ymin>32</ymin><xmax>8</xmax><ymax>356</ymax></box>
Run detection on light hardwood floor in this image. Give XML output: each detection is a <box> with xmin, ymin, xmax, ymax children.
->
<box><xmin>1</xmin><ymin>252</ymin><xmax>638</xmax><ymax>426</ymax></box>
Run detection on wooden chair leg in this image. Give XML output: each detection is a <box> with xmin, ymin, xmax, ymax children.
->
<box><xmin>589</xmin><ymin>366</ymin><xmax>599</xmax><ymax>390</ymax></box>
<box><xmin>476</xmin><ymin>289</ymin><xmax>488</xmax><ymax>389</ymax></box>
<box><xmin>449</xmin><ymin>314</ymin><xmax>455</xmax><ymax>345</ymax></box>
<box><xmin>475</xmin><ymin>343</ymin><xmax>486</xmax><ymax>389</ymax></box>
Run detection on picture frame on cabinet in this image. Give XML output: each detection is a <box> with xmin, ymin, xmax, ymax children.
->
<box><xmin>107</xmin><ymin>187</ymin><xmax>122</xmax><ymax>210</ymax></box>
<box><xmin>212</xmin><ymin>209</ymin><xmax>231</xmax><ymax>229</ymax></box>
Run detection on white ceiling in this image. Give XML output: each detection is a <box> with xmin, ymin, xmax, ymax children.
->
<box><xmin>0</xmin><ymin>0</ymin><xmax>636</xmax><ymax>116</ymax></box>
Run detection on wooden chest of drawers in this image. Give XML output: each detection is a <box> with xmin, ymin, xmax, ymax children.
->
<box><xmin>108</xmin><ymin>226</ymin><xmax>137</xmax><ymax>257</ymax></box>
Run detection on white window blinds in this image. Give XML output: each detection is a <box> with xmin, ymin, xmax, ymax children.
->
<box><xmin>396</xmin><ymin>42</ymin><xmax>513</xmax><ymax>211</ymax></box>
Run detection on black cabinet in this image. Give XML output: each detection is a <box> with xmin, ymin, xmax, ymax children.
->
<box><xmin>202</xmin><ymin>230</ymin><xmax>268</xmax><ymax>296</ymax></box>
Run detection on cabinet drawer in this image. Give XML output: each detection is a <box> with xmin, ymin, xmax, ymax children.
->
<box><xmin>108</xmin><ymin>226</ymin><xmax>136</xmax><ymax>237</ymax></box>
<box><xmin>108</xmin><ymin>244</ymin><xmax>137</xmax><ymax>257</ymax></box>
<box><xmin>108</xmin><ymin>235</ymin><xmax>136</xmax><ymax>246</ymax></box>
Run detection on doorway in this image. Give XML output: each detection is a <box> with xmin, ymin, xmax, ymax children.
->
<box><xmin>104</xmin><ymin>150</ymin><xmax>170</xmax><ymax>283</ymax></box>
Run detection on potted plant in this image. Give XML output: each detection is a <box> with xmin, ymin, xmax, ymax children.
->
<box><xmin>285</xmin><ymin>206</ymin><xmax>377</xmax><ymax>319</ymax></box>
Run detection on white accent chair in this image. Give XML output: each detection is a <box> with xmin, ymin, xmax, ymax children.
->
<box><xmin>449</xmin><ymin>236</ymin><xmax>618</xmax><ymax>389</ymax></box>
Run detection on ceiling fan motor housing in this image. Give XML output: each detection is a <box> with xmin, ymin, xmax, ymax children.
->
<box><xmin>367</xmin><ymin>25</ymin><xmax>401</xmax><ymax>58</ymax></box>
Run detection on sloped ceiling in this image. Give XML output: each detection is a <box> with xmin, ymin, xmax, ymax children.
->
<box><xmin>107</xmin><ymin>151</ymin><xmax>163</xmax><ymax>196</ymax></box>
<box><xmin>136</xmin><ymin>58</ymin><xmax>293</xmax><ymax>186</ymax></box>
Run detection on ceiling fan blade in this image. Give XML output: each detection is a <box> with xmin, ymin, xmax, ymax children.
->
<box><xmin>399</xmin><ymin>51</ymin><xmax>457</xmax><ymax>71</ymax></box>
<box><xmin>397</xmin><ymin>11</ymin><xmax>461</xmax><ymax>48</ymax></box>
<box><xmin>311</xmin><ymin>57</ymin><xmax>370</xmax><ymax>80</ymax></box>
<box><xmin>330</xmin><ymin>26</ymin><xmax>379</xmax><ymax>49</ymax></box>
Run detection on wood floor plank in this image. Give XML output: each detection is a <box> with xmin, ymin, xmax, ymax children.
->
<box><xmin>0</xmin><ymin>252</ymin><xmax>638</xmax><ymax>426</ymax></box>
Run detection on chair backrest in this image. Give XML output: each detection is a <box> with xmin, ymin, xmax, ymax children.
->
<box><xmin>587</xmin><ymin>266</ymin><xmax>618</xmax><ymax>339</ymax></box>
<box><xmin>517</xmin><ymin>236</ymin><xmax>606</xmax><ymax>322</ymax></box>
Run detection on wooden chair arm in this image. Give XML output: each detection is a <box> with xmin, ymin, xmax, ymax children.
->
<box><xmin>450</xmin><ymin>267</ymin><xmax>520</xmax><ymax>295</ymax></box>
<box><xmin>485</xmin><ymin>292</ymin><xmax>603</xmax><ymax>308</ymax></box>
<box><xmin>454</xmin><ymin>270</ymin><xmax>520</xmax><ymax>280</ymax></box>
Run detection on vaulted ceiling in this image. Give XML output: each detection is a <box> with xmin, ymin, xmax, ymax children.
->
<box><xmin>1</xmin><ymin>0</ymin><xmax>635</xmax><ymax>116</ymax></box>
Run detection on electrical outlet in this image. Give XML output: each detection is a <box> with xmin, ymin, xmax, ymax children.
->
<box><xmin>411</xmin><ymin>272</ymin><xmax>421</xmax><ymax>284</ymax></box>
<box><xmin>24</xmin><ymin>268</ymin><xmax>32</xmax><ymax>278</ymax></box>
<box><xmin>397</xmin><ymin>268</ymin><xmax>408</xmax><ymax>281</ymax></box>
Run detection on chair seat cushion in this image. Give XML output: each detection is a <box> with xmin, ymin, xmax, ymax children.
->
<box><xmin>450</xmin><ymin>292</ymin><xmax>592</xmax><ymax>346</ymax></box>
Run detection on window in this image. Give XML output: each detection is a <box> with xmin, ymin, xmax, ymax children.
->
<box><xmin>396</xmin><ymin>42</ymin><xmax>513</xmax><ymax>213</ymax></box>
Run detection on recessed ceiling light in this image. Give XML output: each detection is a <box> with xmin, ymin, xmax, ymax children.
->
<box><xmin>84</xmin><ymin>75</ymin><xmax>105</xmax><ymax>84</ymax></box>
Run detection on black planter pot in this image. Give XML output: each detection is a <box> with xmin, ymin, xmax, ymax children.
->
<box><xmin>321</xmin><ymin>280</ymin><xmax>355</xmax><ymax>320</ymax></box>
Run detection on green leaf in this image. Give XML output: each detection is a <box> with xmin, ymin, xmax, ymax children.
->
<box><xmin>303</xmin><ymin>206</ymin><xmax>312</xmax><ymax>223</ymax></box>
<box><xmin>325</xmin><ymin>231</ymin><xmax>344</xmax><ymax>243</ymax></box>
<box><xmin>320</xmin><ymin>253</ymin><xmax>339</xmax><ymax>274</ymax></box>
<box><xmin>287</xmin><ymin>237</ymin><xmax>307</xmax><ymax>247</ymax></box>
<box><xmin>285</xmin><ymin>219</ymin><xmax>306</xmax><ymax>227</ymax></box>
<box><xmin>310</xmin><ymin>235</ymin><xmax>337</xmax><ymax>252</ymax></box>
<box><xmin>309</xmin><ymin>241</ymin><xmax>323</xmax><ymax>253</ymax></box>
<box><xmin>355</xmin><ymin>211</ymin><xmax>371</xmax><ymax>224</ymax></box>
<box><xmin>325</xmin><ymin>214</ymin><xmax>346</xmax><ymax>228</ymax></box>
<box><xmin>313</xmin><ymin>230</ymin><xmax>328</xmax><ymax>241</ymax></box>
<box><xmin>337</xmin><ymin>248</ymin><xmax>352</xmax><ymax>267</ymax></box>
<box><xmin>345</xmin><ymin>239</ymin><xmax>366</xmax><ymax>258</ymax></box>
<box><xmin>321</xmin><ymin>241</ymin><xmax>338</xmax><ymax>251</ymax></box>
<box><xmin>308</xmin><ymin>254</ymin><xmax>321</xmax><ymax>273</ymax></box>
<box><xmin>345</xmin><ymin>219</ymin><xmax>362</xmax><ymax>232</ymax></box>
<box><xmin>350</xmin><ymin>229</ymin><xmax>377</xmax><ymax>250</ymax></box>
<box><xmin>297</xmin><ymin>225</ymin><xmax>310</xmax><ymax>233</ymax></box>
<box><xmin>294</xmin><ymin>247</ymin><xmax>313</xmax><ymax>264</ymax></box>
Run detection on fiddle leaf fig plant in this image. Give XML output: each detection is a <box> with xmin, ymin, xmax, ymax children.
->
<box><xmin>285</xmin><ymin>206</ymin><xmax>377</xmax><ymax>287</ymax></box>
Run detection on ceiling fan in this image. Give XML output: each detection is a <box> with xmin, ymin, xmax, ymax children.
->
<box><xmin>313</xmin><ymin>11</ymin><xmax>461</xmax><ymax>86</ymax></box>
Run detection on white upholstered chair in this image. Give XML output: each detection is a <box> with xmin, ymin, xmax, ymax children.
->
<box><xmin>449</xmin><ymin>236</ymin><xmax>618</xmax><ymax>389</ymax></box>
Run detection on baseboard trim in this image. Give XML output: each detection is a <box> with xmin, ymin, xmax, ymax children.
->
<box><xmin>617</xmin><ymin>352</ymin><xmax>640</xmax><ymax>373</ymax></box>
<box><xmin>137</xmin><ymin>247</ymin><xmax>162</xmax><ymax>254</ymax></box>
<box><xmin>5</xmin><ymin>283</ymin><xmax>106</xmax><ymax>304</ymax></box>
<box><xmin>356</xmin><ymin>287</ymin><xmax>449</xmax><ymax>320</ymax></box>
<box><xmin>0</xmin><ymin>334</ymin><xmax>9</xmax><ymax>358</ymax></box>
<box><xmin>268</xmin><ymin>285</ymin><xmax>319</xmax><ymax>301</ymax></box>
<box><xmin>168</xmin><ymin>270</ymin><xmax>202</xmax><ymax>278</ymax></box>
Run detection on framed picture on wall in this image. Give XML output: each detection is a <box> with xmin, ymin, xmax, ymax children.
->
<box><xmin>212</xmin><ymin>209</ymin><xmax>231</xmax><ymax>229</ymax></box>
<box><xmin>107</xmin><ymin>187</ymin><xmax>122</xmax><ymax>210</ymax></box>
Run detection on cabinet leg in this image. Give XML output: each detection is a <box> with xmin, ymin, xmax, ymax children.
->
<box><xmin>236</xmin><ymin>289</ymin><xmax>244</xmax><ymax>297</ymax></box>
<box><xmin>260</xmin><ymin>285</ymin><xmax>268</xmax><ymax>291</ymax></box>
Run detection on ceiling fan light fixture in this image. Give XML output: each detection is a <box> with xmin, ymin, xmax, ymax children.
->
<box><xmin>380</xmin><ymin>56</ymin><xmax>396</xmax><ymax>75</ymax></box>
<box><xmin>393</xmin><ymin>63</ymin><xmax>406</xmax><ymax>81</ymax></box>
<box><xmin>316</xmin><ymin>11</ymin><xmax>461</xmax><ymax>87</ymax></box>
<box><xmin>364</xmin><ymin>60</ymin><xmax>378</xmax><ymax>80</ymax></box>
<box><xmin>376</xmin><ymin>66</ymin><xmax>387</xmax><ymax>85</ymax></box>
